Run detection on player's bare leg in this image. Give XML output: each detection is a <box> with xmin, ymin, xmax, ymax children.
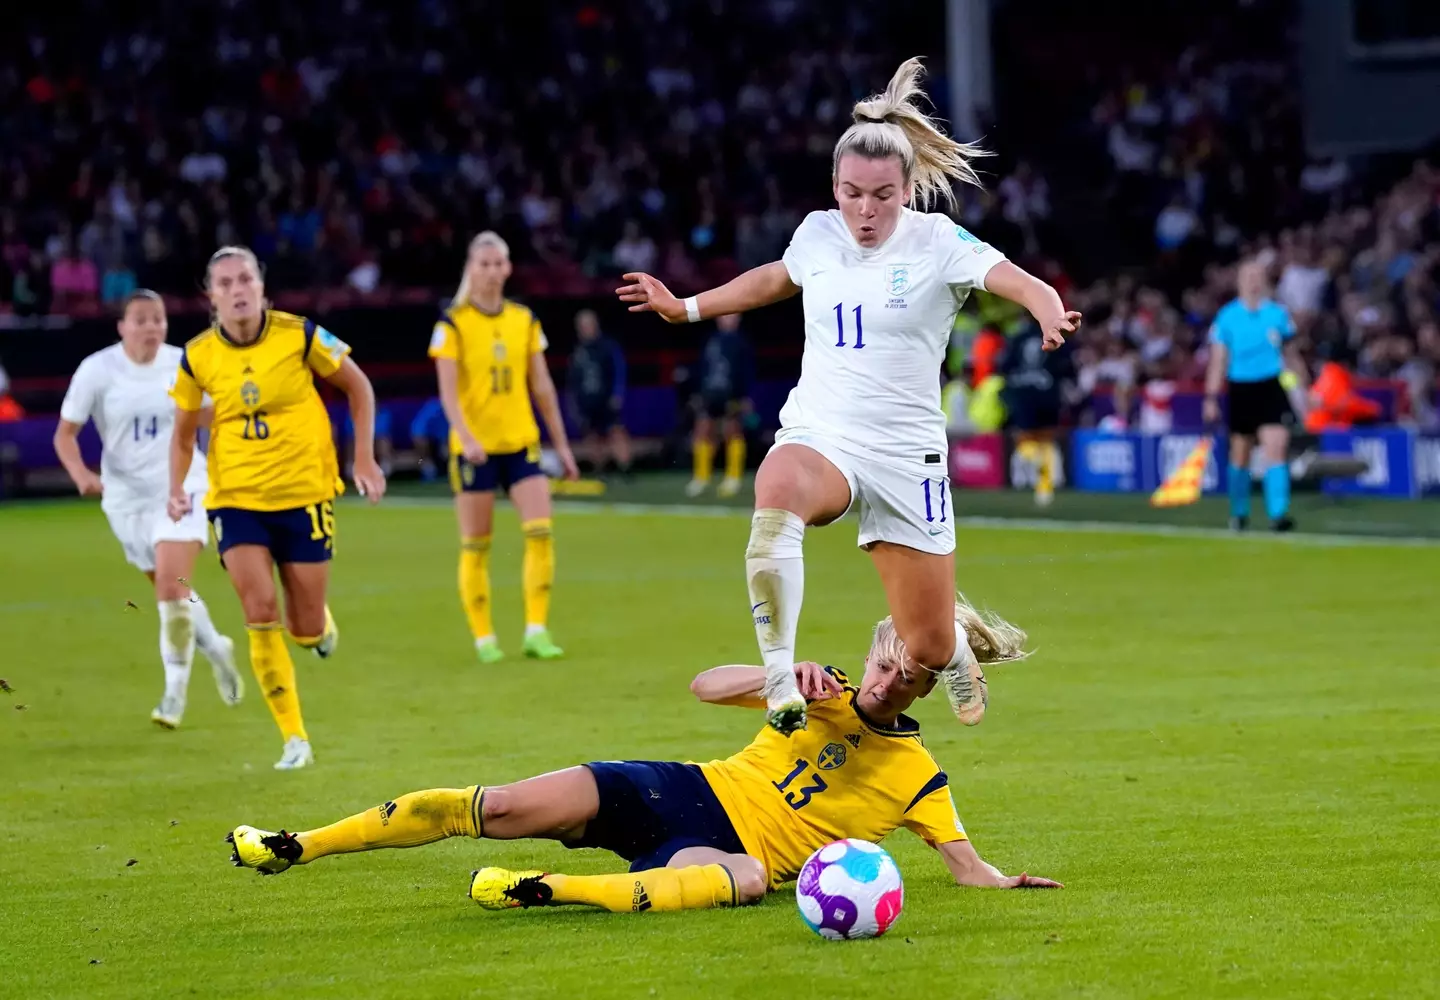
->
<box><xmin>869</xmin><ymin>541</ymin><xmax>986</xmax><ymax>725</ymax></box>
<box><xmin>279</xmin><ymin>560</ymin><xmax>335</xmax><ymax>659</ymax></box>
<box><xmin>226</xmin><ymin>546</ymin><xmax>312</xmax><ymax>769</ymax></box>
<box><xmin>510</xmin><ymin>474</ymin><xmax>562</xmax><ymax>659</ymax></box>
<box><xmin>455</xmin><ymin>489</ymin><xmax>502</xmax><ymax>662</ymax></box>
<box><xmin>750</xmin><ymin>444</ymin><xmax>851</xmax><ymax>734</ymax></box>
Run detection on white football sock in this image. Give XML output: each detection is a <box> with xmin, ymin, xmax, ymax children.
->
<box><xmin>745</xmin><ymin>509</ymin><xmax>806</xmax><ymax>709</ymax></box>
<box><xmin>158</xmin><ymin>599</ymin><xmax>195</xmax><ymax>698</ymax></box>
<box><xmin>189</xmin><ymin>593</ymin><xmax>225</xmax><ymax>660</ymax></box>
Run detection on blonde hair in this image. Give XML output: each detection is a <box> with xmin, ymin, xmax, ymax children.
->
<box><xmin>868</xmin><ymin>593</ymin><xmax>1029</xmax><ymax>671</ymax></box>
<box><xmin>834</xmin><ymin>57</ymin><xmax>988</xmax><ymax>211</ymax></box>
<box><xmin>204</xmin><ymin>245</ymin><xmax>263</xmax><ymax>289</ymax></box>
<box><xmin>453</xmin><ymin>231</ymin><xmax>510</xmax><ymax>307</ymax></box>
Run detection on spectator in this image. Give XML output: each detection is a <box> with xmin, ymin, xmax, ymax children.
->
<box><xmin>612</xmin><ymin>221</ymin><xmax>658</xmax><ymax>275</ymax></box>
<box><xmin>50</xmin><ymin>240</ymin><xmax>100</xmax><ymax>311</ymax></box>
<box><xmin>100</xmin><ymin>253</ymin><xmax>139</xmax><ymax>307</ymax></box>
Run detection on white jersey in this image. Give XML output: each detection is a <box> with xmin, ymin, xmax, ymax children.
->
<box><xmin>60</xmin><ymin>343</ymin><xmax>208</xmax><ymax>514</ymax></box>
<box><xmin>780</xmin><ymin>208</ymin><xmax>1007</xmax><ymax>458</ymax></box>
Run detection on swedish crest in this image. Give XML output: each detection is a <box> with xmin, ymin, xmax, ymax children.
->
<box><xmin>817</xmin><ymin>742</ymin><xmax>847</xmax><ymax>770</ymax></box>
<box><xmin>240</xmin><ymin>380</ymin><xmax>261</xmax><ymax>408</ymax></box>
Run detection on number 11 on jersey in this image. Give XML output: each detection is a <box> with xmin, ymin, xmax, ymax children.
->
<box><xmin>833</xmin><ymin>303</ymin><xmax>864</xmax><ymax>349</ymax></box>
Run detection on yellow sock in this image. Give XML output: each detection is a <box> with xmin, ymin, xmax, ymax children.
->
<box><xmin>693</xmin><ymin>439</ymin><xmax>714</xmax><ymax>483</ymax></box>
<box><xmin>296</xmin><ymin>786</ymin><xmax>483</xmax><ymax>862</ymax></box>
<box><xmin>724</xmin><ymin>436</ymin><xmax>746</xmax><ymax>480</ymax></box>
<box><xmin>459</xmin><ymin>536</ymin><xmax>494</xmax><ymax>640</ymax></box>
<box><xmin>521</xmin><ymin>519</ymin><xmax>554</xmax><ymax>629</ymax></box>
<box><xmin>544</xmin><ymin>864</ymin><xmax>740</xmax><ymax>913</ymax></box>
<box><xmin>1036</xmin><ymin>446</ymin><xmax>1054</xmax><ymax>494</ymax></box>
<box><xmin>247</xmin><ymin>623</ymin><xmax>307</xmax><ymax>742</ymax></box>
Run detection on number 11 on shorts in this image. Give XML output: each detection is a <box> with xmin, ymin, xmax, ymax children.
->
<box><xmin>922</xmin><ymin>478</ymin><xmax>949</xmax><ymax>523</ymax></box>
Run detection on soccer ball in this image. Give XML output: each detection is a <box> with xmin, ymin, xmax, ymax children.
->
<box><xmin>795</xmin><ymin>839</ymin><xmax>904</xmax><ymax>940</ymax></box>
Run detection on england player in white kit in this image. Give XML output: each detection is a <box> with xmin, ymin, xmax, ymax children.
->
<box><xmin>53</xmin><ymin>290</ymin><xmax>243</xmax><ymax>728</ymax></box>
<box><xmin>619</xmin><ymin>58</ymin><xmax>1081</xmax><ymax>733</ymax></box>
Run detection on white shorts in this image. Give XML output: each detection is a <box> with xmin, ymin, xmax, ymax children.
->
<box><xmin>104</xmin><ymin>500</ymin><xmax>209</xmax><ymax>572</ymax></box>
<box><xmin>772</xmin><ymin>427</ymin><xmax>955</xmax><ymax>555</ymax></box>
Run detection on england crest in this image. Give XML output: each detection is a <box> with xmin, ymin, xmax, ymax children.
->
<box><xmin>885</xmin><ymin>264</ymin><xmax>913</xmax><ymax>297</ymax></box>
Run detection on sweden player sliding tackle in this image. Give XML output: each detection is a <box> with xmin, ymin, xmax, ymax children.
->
<box><xmin>227</xmin><ymin>598</ymin><xmax>1059</xmax><ymax>912</ymax></box>
<box><xmin>169</xmin><ymin>246</ymin><xmax>386</xmax><ymax>769</ymax></box>
<box><xmin>619</xmin><ymin>58</ymin><xmax>1082</xmax><ymax>735</ymax></box>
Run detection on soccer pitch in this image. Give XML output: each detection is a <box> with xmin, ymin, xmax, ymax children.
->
<box><xmin>2</xmin><ymin>498</ymin><xmax>1436</xmax><ymax>999</ymax></box>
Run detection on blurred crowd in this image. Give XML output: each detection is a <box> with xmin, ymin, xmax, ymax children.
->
<box><xmin>2</xmin><ymin>0</ymin><xmax>1437</xmax><ymax>430</ymax></box>
<box><xmin>0</xmin><ymin>0</ymin><xmax>951</xmax><ymax>313</ymax></box>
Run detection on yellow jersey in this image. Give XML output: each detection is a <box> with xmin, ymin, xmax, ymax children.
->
<box><xmin>697</xmin><ymin>667</ymin><xmax>967</xmax><ymax>887</ymax></box>
<box><xmin>171</xmin><ymin>310</ymin><xmax>349</xmax><ymax>511</ymax></box>
<box><xmin>428</xmin><ymin>299</ymin><xmax>546</xmax><ymax>454</ymax></box>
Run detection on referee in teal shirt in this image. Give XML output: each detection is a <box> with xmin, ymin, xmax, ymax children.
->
<box><xmin>1203</xmin><ymin>260</ymin><xmax>1309</xmax><ymax>531</ymax></box>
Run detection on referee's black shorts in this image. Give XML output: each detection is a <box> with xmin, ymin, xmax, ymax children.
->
<box><xmin>1227</xmin><ymin>377</ymin><xmax>1293</xmax><ymax>436</ymax></box>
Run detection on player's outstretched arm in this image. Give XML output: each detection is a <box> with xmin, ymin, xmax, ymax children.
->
<box><xmin>937</xmin><ymin>838</ymin><xmax>1063</xmax><ymax>889</ymax></box>
<box><xmin>690</xmin><ymin>661</ymin><xmax>844</xmax><ymax>708</ymax></box>
<box><xmin>616</xmin><ymin>261</ymin><xmax>798</xmax><ymax>325</ymax></box>
<box><xmin>326</xmin><ymin>358</ymin><xmax>386</xmax><ymax>503</ymax></box>
<box><xmin>982</xmin><ymin>261</ymin><xmax>1081</xmax><ymax>352</ymax></box>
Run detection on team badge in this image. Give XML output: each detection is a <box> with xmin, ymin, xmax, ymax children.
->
<box><xmin>885</xmin><ymin>264</ymin><xmax>913</xmax><ymax>297</ymax></box>
<box><xmin>817</xmin><ymin>742</ymin><xmax>848</xmax><ymax>770</ymax></box>
<box><xmin>493</xmin><ymin>342</ymin><xmax>508</xmax><ymax>361</ymax></box>
<box><xmin>240</xmin><ymin>380</ymin><xmax>261</xmax><ymax>408</ymax></box>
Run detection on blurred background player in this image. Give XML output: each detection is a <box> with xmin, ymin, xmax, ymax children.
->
<box><xmin>430</xmin><ymin>232</ymin><xmax>580</xmax><ymax>665</ymax></box>
<box><xmin>687</xmin><ymin>313</ymin><xmax>755</xmax><ymax>498</ymax></box>
<box><xmin>999</xmin><ymin>320</ymin><xmax>1076</xmax><ymax>506</ymax></box>
<box><xmin>568</xmin><ymin>309</ymin><xmax>632</xmax><ymax>477</ymax></box>
<box><xmin>1203</xmin><ymin>260</ymin><xmax>1309</xmax><ymax>532</ymax></box>
<box><xmin>53</xmin><ymin>290</ymin><xmax>242</xmax><ymax>728</ymax></box>
<box><xmin>169</xmin><ymin>246</ymin><xmax>386</xmax><ymax>770</ymax></box>
<box><xmin>227</xmin><ymin>599</ymin><xmax>1058</xmax><ymax>907</ymax></box>
<box><xmin>619</xmin><ymin>58</ymin><xmax>1078</xmax><ymax>733</ymax></box>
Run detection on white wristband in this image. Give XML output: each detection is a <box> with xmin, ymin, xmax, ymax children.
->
<box><xmin>683</xmin><ymin>296</ymin><xmax>701</xmax><ymax>324</ymax></box>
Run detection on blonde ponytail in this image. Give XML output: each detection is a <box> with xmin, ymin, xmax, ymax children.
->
<box><xmin>833</xmin><ymin>57</ymin><xmax>988</xmax><ymax>211</ymax></box>
<box><xmin>868</xmin><ymin>593</ymin><xmax>1029</xmax><ymax>675</ymax></box>
<box><xmin>453</xmin><ymin>230</ymin><xmax>511</xmax><ymax>307</ymax></box>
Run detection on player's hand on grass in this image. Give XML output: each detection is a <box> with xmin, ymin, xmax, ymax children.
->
<box><xmin>73</xmin><ymin>470</ymin><xmax>103</xmax><ymax>497</ymax></box>
<box><xmin>167</xmin><ymin>491</ymin><xmax>192</xmax><ymax>522</ymax></box>
<box><xmin>1001</xmin><ymin>872</ymin><xmax>1063</xmax><ymax>889</ymax></box>
<box><xmin>353</xmin><ymin>457</ymin><xmax>387</xmax><ymax>504</ymax></box>
<box><xmin>617</xmin><ymin>273</ymin><xmax>686</xmax><ymax>324</ymax></box>
<box><xmin>794</xmin><ymin>661</ymin><xmax>845</xmax><ymax>701</ymax></box>
<box><xmin>1041</xmin><ymin>310</ymin><xmax>1082</xmax><ymax>351</ymax></box>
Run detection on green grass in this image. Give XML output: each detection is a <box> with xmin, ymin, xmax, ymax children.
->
<box><xmin>1</xmin><ymin>497</ymin><xmax>1437</xmax><ymax>999</ymax></box>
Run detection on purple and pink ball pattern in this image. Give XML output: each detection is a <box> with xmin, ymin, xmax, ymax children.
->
<box><xmin>795</xmin><ymin>839</ymin><xmax>904</xmax><ymax>940</ymax></box>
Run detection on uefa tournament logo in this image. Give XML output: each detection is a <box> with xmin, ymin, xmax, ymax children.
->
<box><xmin>885</xmin><ymin>265</ymin><xmax>913</xmax><ymax>297</ymax></box>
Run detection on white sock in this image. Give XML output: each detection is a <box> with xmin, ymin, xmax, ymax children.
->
<box><xmin>158</xmin><ymin>599</ymin><xmax>195</xmax><ymax>698</ymax></box>
<box><xmin>189</xmin><ymin>593</ymin><xmax>225</xmax><ymax>660</ymax></box>
<box><xmin>524</xmin><ymin>624</ymin><xmax>546</xmax><ymax>638</ymax></box>
<box><xmin>745</xmin><ymin>509</ymin><xmax>806</xmax><ymax>709</ymax></box>
<box><xmin>942</xmin><ymin>621</ymin><xmax>987</xmax><ymax>726</ymax></box>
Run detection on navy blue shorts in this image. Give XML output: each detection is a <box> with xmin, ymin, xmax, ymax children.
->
<box><xmin>572</xmin><ymin>761</ymin><xmax>746</xmax><ymax>872</ymax></box>
<box><xmin>208</xmin><ymin>501</ymin><xmax>335</xmax><ymax>566</ymax></box>
<box><xmin>450</xmin><ymin>446</ymin><xmax>544</xmax><ymax>493</ymax></box>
